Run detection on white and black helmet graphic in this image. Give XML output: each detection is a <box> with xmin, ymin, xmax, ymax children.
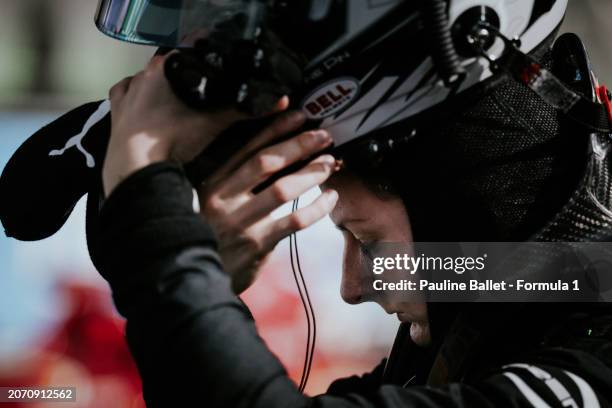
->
<box><xmin>290</xmin><ymin>0</ymin><xmax>568</xmax><ymax>147</ymax></box>
<box><xmin>95</xmin><ymin>0</ymin><xmax>568</xmax><ymax>146</ymax></box>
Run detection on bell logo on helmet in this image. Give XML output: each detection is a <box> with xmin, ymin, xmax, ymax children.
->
<box><xmin>302</xmin><ymin>78</ymin><xmax>360</xmax><ymax>120</ymax></box>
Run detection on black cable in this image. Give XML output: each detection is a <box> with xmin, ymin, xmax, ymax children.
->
<box><xmin>289</xmin><ymin>198</ymin><xmax>314</xmax><ymax>393</ymax></box>
<box><xmin>293</xmin><ymin>198</ymin><xmax>317</xmax><ymax>393</ymax></box>
<box><xmin>423</xmin><ymin>0</ymin><xmax>466</xmax><ymax>87</ymax></box>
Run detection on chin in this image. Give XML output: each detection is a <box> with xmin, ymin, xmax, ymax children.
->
<box><xmin>410</xmin><ymin>322</ymin><xmax>432</xmax><ymax>347</ymax></box>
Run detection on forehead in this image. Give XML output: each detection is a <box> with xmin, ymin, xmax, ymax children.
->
<box><xmin>325</xmin><ymin>171</ymin><xmax>403</xmax><ymax>226</ymax></box>
<box><xmin>325</xmin><ymin>172</ymin><xmax>368</xmax><ymax>219</ymax></box>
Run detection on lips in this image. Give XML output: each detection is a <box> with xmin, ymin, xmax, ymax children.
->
<box><xmin>383</xmin><ymin>306</ymin><xmax>413</xmax><ymax>323</ymax></box>
<box><xmin>396</xmin><ymin>313</ymin><xmax>412</xmax><ymax>323</ymax></box>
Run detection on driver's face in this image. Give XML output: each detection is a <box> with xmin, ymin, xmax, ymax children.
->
<box><xmin>323</xmin><ymin>171</ymin><xmax>430</xmax><ymax>346</ymax></box>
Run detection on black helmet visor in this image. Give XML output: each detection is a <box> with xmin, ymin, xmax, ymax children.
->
<box><xmin>94</xmin><ymin>0</ymin><xmax>265</xmax><ymax>47</ymax></box>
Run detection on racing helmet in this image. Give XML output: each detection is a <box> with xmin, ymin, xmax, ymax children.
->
<box><xmin>94</xmin><ymin>0</ymin><xmax>569</xmax><ymax>148</ymax></box>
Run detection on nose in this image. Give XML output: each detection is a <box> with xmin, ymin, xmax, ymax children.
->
<box><xmin>341</xmin><ymin>273</ymin><xmax>365</xmax><ymax>305</ymax></box>
<box><xmin>340</xmin><ymin>239</ymin><xmax>370</xmax><ymax>305</ymax></box>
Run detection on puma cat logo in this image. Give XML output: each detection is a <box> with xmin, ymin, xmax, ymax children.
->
<box><xmin>48</xmin><ymin>100</ymin><xmax>111</xmax><ymax>168</ymax></box>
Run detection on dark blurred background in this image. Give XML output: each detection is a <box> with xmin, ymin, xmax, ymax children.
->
<box><xmin>0</xmin><ymin>1</ymin><xmax>610</xmax><ymax>406</ymax></box>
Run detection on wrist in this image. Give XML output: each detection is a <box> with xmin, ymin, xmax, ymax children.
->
<box><xmin>103</xmin><ymin>131</ymin><xmax>173</xmax><ymax>196</ymax></box>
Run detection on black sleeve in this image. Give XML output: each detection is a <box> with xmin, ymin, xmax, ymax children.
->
<box><xmin>94</xmin><ymin>162</ymin><xmax>611</xmax><ymax>408</ymax></box>
<box><xmin>327</xmin><ymin>359</ymin><xmax>386</xmax><ymax>398</ymax></box>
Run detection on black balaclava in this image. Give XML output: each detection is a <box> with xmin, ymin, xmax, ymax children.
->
<box><xmin>345</xmin><ymin>35</ymin><xmax>612</xmax><ymax>384</ymax></box>
<box><xmin>347</xmin><ymin>39</ymin><xmax>586</xmax><ymax>243</ymax></box>
<box><xmin>398</xmin><ymin>69</ymin><xmax>584</xmax><ymax>243</ymax></box>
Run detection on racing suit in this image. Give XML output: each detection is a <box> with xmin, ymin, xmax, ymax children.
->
<box><xmin>92</xmin><ymin>161</ymin><xmax>612</xmax><ymax>408</ymax></box>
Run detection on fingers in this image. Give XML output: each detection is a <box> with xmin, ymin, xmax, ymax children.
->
<box><xmin>270</xmin><ymin>95</ymin><xmax>290</xmax><ymax>115</ymax></box>
<box><xmin>108</xmin><ymin>76</ymin><xmax>134</xmax><ymax>108</ymax></box>
<box><xmin>108</xmin><ymin>53</ymin><xmax>170</xmax><ymax>106</ymax></box>
<box><xmin>119</xmin><ymin>53</ymin><xmax>175</xmax><ymax>103</ymax></box>
<box><xmin>207</xmin><ymin>110</ymin><xmax>306</xmax><ymax>187</ymax></box>
<box><xmin>216</xmin><ymin>188</ymin><xmax>338</xmax><ymax>294</ymax></box>
<box><xmin>261</xmin><ymin>189</ymin><xmax>339</xmax><ymax>250</ymax></box>
<box><xmin>242</xmin><ymin>109</ymin><xmax>305</xmax><ymax>159</ymax></box>
<box><xmin>145</xmin><ymin>53</ymin><xmax>173</xmax><ymax>76</ymax></box>
<box><xmin>222</xmin><ymin>128</ymin><xmax>333</xmax><ymax>196</ymax></box>
<box><xmin>237</xmin><ymin>155</ymin><xmax>337</xmax><ymax>226</ymax></box>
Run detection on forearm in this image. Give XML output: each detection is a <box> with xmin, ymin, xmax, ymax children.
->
<box><xmin>102</xmin><ymin>132</ymin><xmax>172</xmax><ymax>196</ymax></box>
<box><xmin>95</xmin><ymin>162</ymin><xmax>307</xmax><ymax>407</ymax></box>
